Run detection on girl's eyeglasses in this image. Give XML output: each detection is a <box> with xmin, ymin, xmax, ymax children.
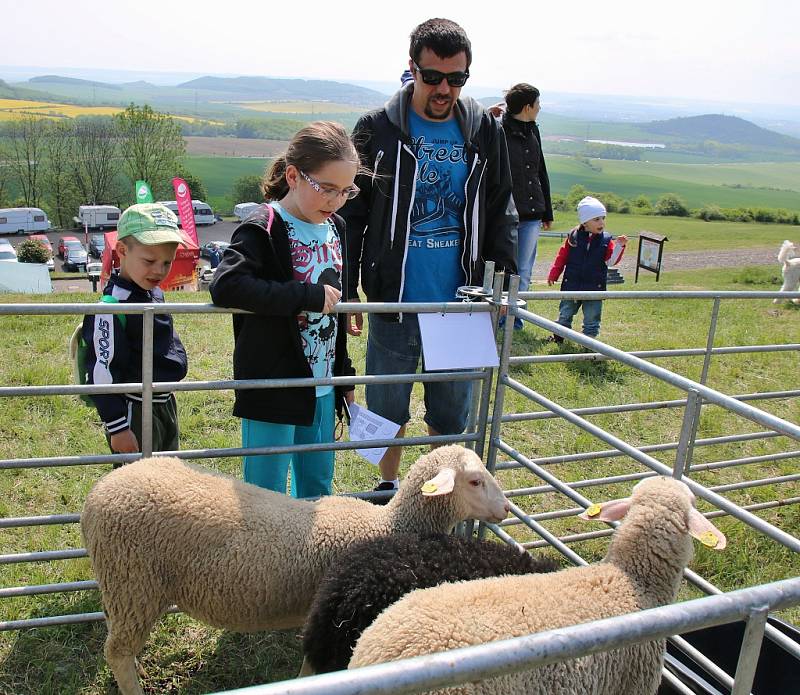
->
<box><xmin>300</xmin><ymin>170</ymin><xmax>360</xmax><ymax>201</ymax></box>
<box><xmin>412</xmin><ymin>61</ymin><xmax>470</xmax><ymax>87</ymax></box>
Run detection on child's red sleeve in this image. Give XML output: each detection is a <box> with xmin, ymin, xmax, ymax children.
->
<box><xmin>547</xmin><ymin>240</ymin><xmax>570</xmax><ymax>284</ymax></box>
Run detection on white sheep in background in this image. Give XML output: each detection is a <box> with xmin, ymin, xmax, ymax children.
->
<box><xmin>774</xmin><ymin>239</ymin><xmax>800</xmax><ymax>304</ymax></box>
<box><xmin>80</xmin><ymin>445</ymin><xmax>510</xmax><ymax>695</ymax></box>
<box><xmin>349</xmin><ymin>476</ymin><xmax>727</xmax><ymax>695</ymax></box>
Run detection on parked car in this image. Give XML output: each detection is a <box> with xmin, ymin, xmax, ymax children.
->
<box><xmin>62</xmin><ymin>240</ymin><xmax>88</xmax><ymax>271</ymax></box>
<box><xmin>29</xmin><ymin>234</ymin><xmax>55</xmax><ymax>271</ymax></box>
<box><xmin>89</xmin><ymin>234</ymin><xmax>106</xmax><ymax>258</ymax></box>
<box><xmin>58</xmin><ymin>236</ymin><xmax>80</xmax><ymax>259</ymax></box>
<box><xmin>0</xmin><ymin>239</ymin><xmax>18</xmax><ymax>262</ymax></box>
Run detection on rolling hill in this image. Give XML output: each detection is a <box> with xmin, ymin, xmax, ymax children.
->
<box><xmin>642</xmin><ymin>114</ymin><xmax>800</xmax><ymax>151</ymax></box>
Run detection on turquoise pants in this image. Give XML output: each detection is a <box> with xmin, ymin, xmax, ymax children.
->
<box><xmin>241</xmin><ymin>390</ymin><xmax>335</xmax><ymax>498</ymax></box>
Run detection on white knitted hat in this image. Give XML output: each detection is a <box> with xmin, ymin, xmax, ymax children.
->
<box><xmin>577</xmin><ymin>196</ymin><xmax>607</xmax><ymax>224</ymax></box>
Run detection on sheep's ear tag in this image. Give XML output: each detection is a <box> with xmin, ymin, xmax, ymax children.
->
<box><xmin>586</xmin><ymin>504</ymin><xmax>602</xmax><ymax>517</ymax></box>
<box><xmin>698</xmin><ymin>531</ymin><xmax>719</xmax><ymax>548</ymax></box>
<box><xmin>421</xmin><ymin>482</ymin><xmax>438</xmax><ymax>494</ymax></box>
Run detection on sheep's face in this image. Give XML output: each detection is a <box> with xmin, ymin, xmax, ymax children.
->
<box><xmin>419</xmin><ymin>447</ymin><xmax>510</xmax><ymax>524</ymax></box>
<box><xmin>779</xmin><ymin>240</ymin><xmax>799</xmax><ymax>263</ymax></box>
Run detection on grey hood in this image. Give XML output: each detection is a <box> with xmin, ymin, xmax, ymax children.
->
<box><xmin>384</xmin><ymin>83</ymin><xmax>486</xmax><ymax>144</ymax></box>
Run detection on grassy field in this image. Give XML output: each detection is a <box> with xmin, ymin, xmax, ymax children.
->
<box><xmin>183</xmin><ymin>152</ymin><xmax>800</xmax><ymax>214</ymax></box>
<box><xmin>545</xmin><ymin>155</ymin><xmax>800</xmax><ymax>209</ymax></box>
<box><xmin>0</xmin><ymin>263</ymin><xmax>798</xmax><ymax>693</ymax></box>
<box><xmin>224</xmin><ymin>101</ymin><xmax>370</xmax><ymax>114</ymax></box>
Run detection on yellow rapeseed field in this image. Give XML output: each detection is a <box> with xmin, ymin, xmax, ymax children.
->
<box><xmin>0</xmin><ymin>99</ymin><xmax>222</xmax><ymax>124</ymax></box>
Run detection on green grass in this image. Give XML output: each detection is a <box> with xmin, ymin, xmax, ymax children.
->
<box><xmin>1</xmin><ymin>267</ymin><xmax>798</xmax><ymax>693</ymax></box>
<box><xmin>182</xmin><ymin>152</ymin><xmax>800</xmax><ymax>216</ymax></box>
<box><xmin>546</xmin><ymin>156</ymin><xmax>800</xmax><ymax>209</ymax></box>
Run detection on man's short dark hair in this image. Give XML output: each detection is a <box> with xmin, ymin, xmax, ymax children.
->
<box><xmin>505</xmin><ymin>83</ymin><xmax>541</xmax><ymax>115</ymax></box>
<box><xmin>409</xmin><ymin>18</ymin><xmax>472</xmax><ymax>68</ymax></box>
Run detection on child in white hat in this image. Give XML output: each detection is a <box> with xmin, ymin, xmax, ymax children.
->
<box><xmin>546</xmin><ymin>196</ymin><xmax>627</xmax><ymax>343</ymax></box>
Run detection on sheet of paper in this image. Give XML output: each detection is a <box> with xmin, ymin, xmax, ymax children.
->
<box><xmin>347</xmin><ymin>403</ymin><xmax>402</xmax><ymax>466</ymax></box>
<box><xmin>418</xmin><ymin>311</ymin><xmax>500</xmax><ymax>370</ymax></box>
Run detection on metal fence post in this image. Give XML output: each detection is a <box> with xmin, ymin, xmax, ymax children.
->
<box><xmin>674</xmin><ymin>388</ymin><xmax>702</xmax><ymax>477</ymax></box>
<box><xmin>141</xmin><ymin>307</ymin><xmax>155</xmax><ymax>458</ymax></box>
<box><xmin>731</xmin><ymin>608</ymin><xmax>769</xmax><ymax>695</ymax></box>
<box><xmin>479</xmin><ymin>274</ymin><xmax>519</xmax><ymax>540</ymax></box>
<box><xmin>700</xmin><ymin>297</ymin><xmax>721</xmax><ymax>385</ymax></box>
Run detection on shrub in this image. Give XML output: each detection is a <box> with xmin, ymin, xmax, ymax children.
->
<box><xmin>16</xmin><ymin>239</ymin><xmax>50</xmax><ymax>264</ymax></box>
<box><xmin>695</xmin><ymin>205</ymin><xmax>726</xmax><ymax>221</ymax></box>
<box><xmin>551</xmin><ymin>193</ymin><xmax>568</xmax><ymax>212</ymax></box>
<box><xmin>655</xmin><ymin>193</ymin><xmax>689</xmax><ymax>217</ymax></box>
<box><xmin>632</xmin><ymin>195</ymin><xmax>653</xmax><ymax>214</ymax></box>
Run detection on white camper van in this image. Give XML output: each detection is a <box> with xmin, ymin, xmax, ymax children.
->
<box><xmin>78</xmin><ymin>205</ymin><xmax>121</xmax><ymax>231</ymax></box>
<box><xmin>234</xmin><ymin>202</ymin><xmax>260</xmax><ymax>221</ymax></box>
<box><xmin>157</xmin><ymin>200</ymin><xmax>216</xmax><ymax>226</ymax></box>
<box><xmin>0</xmin><ymin>208</ymin><xmax>51</xmax><ymax>235</ymax></box>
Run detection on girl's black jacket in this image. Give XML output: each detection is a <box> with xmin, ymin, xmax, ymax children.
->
<box><xmin>209</xmin><ymin>207</ymin><xmax>355</xmax><ymax>426</ymax></box>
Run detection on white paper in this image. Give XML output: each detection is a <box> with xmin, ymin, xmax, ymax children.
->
<box><xmin>347</xmin><ymin>403</ymin><xmax>402</xmax><ymax>466</ymax></box>
<box><xmin>418</xmin><ymin>311</ymin><xmax>500</xmax><ymax>370</ymax></box>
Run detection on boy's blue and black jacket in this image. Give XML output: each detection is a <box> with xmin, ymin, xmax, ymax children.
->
<box><xmin>209</xmin><ymin>208</ymin><xmax>355</xmax><ymax>426</ymax></box>
<box><xmin>81</xmin><ymin>272</ymin><xmax>188</xmax><ymax>434</ymax></box>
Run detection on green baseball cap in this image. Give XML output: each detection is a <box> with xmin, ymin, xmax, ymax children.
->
<box><xmin>117</xmin><ymin>203</ymin><xmax>186</xmax><ymax>246</ymax></box>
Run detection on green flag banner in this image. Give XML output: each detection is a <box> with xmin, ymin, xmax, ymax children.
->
<box><xmin>135</xmin><ymin>180</ymin><xmax>154</xmax><ymax>203</ymax></box>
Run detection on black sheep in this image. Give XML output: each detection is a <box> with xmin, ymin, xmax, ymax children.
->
<box><xmin>300</xmin><ymin>532</ymin><xmax>561</xmax><ymax>675</ymax></box>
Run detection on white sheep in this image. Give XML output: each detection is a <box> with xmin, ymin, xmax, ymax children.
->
<box><xmin>349</xmin><ymin>476</ymin><xmax>727</xmax><ymax>695</ymax></box>
<box><xmin>80</xmin><ymin>444</ymin><xmax>510</xmax><ymax>695</ymax></box>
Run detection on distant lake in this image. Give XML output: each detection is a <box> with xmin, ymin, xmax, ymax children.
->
<box><xmin>587</xmin><ymin>139</ymin><xmax>666</xmax><ymax>149</ymax></box>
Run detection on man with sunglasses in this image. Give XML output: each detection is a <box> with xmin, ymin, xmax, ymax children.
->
<box><xmin>341</xmin><ymin>17</ymin><xmax>518</xmax><ymax>493</ymax></box>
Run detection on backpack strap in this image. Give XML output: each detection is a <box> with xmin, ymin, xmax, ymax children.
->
<box><xmin>100</xmin><ymin>294</ymin><xmax>126</xmax><ymax>328</ymax></box>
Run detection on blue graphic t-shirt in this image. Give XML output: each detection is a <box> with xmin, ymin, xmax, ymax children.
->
<box><xmin>402</xmin><ymin>109</ymin><xmax>468</xmax><ymax>302</ymax></box>
<box><xmin>272</xmin><ymin>202</ymin><xmax>341</xmax><ymax>396</ymax></box>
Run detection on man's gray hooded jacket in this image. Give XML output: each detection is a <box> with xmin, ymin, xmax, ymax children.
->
<box><xmin>341</xmin><ymin>84</ymin><xmax>518</xmax><ymax>304</ymax></box>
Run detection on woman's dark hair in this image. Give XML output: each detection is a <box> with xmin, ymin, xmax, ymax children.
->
<box><xmin>504</xmin><ymin>83</ymin><xmax>540</xmax><ymax>116</ymax></box>
<box><xmin>261</xmin><ymin>121</ymin><xmax>361</xmax><ymax>201</ymax></box>
<box><xmin>409</xmin><ymin>18</ymin><xmax>472</xmax><ymax>68</ymax></box>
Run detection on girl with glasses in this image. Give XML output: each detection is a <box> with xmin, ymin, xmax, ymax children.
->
<box><xmin>210</xmin><ymin>121</ymin><xmax>360</xmax><ymax>497</ymax></box>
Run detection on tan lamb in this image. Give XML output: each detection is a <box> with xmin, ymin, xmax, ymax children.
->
<box><xmin>81</xmin><ymin>445</ymin><xmax>509</xmax><ymax>695</ymax></box>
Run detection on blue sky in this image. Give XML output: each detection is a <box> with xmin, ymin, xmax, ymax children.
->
<box><xmin>2</xmin><ymin>0</ymin><xmax>799</xmax><ymax>108</ymax></box>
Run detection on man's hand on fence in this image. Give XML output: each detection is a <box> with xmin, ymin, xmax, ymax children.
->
<box><xmin>110</xmin><ymin>429</ymin><xmax>139</xmax><ymax>454</ymax></box>
<box><xmin>346</xmin><ymin>296</ymin><xmax>363</xmax><ymax>336</ymax></box>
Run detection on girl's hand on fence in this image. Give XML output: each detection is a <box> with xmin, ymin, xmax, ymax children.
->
<box><xmin>617</xmin><ymin>235</ymin><xmax>628</xmax><ymax>246</ymax></box>
<box><xmin>322</xmin><ymin>285</ymin><xmax>342</xmax><ymax>314</ymax></box>
<box><xmin>110</xmin><ymin>429</ymin><xmax>139</xmax><ymax>454</ymax></box>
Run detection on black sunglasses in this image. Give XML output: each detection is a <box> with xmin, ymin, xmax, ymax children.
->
<box><xmin>412</xmin><ymin>61</ymin><xmax>470</xmax><ymax>87</ymax></box>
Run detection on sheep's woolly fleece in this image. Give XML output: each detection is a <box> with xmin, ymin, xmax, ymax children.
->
<box><xmin>302</xmin><ymin>532</ymin><xmax>561</xmax><ymax>674</ymax></box>
<box><xmin>349</xmin><ymin>477</ymin><xmax>726</xmax><ymax>695</ymax></box>
<box><xmin>80</xmin><ymin>445</ymin><xmax>509</xmax><ymax>695</ymax></box>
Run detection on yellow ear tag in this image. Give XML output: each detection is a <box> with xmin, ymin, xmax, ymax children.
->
<box><xmin>421</xmin><ymin>482</ymin><xmax>438</xmax><ymax>494</ymax></box>
<box><xmin>586</xmin><ymin>504</ymin><xmax>601</xmax><ymax>517</ymax></box>
<box><xmin>699</xmin><ymin>531</ymin><xmax>719</xmax><ymax>548</ymax></box>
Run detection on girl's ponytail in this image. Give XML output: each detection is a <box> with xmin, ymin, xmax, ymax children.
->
<box><xmin>262</xmin><ymin>156</ymin><xmax>289</xmax><ymax>201</ymax></box>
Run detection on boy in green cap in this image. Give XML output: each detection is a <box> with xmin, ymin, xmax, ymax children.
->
<box><xmin>81</xmin><ymin>203</ymin><xmax>189</xmax><ymax>461</ymax></box>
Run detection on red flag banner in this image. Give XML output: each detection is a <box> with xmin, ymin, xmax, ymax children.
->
<box><xmin>172</xmin><ymin>177</ymin><xmax>199</xmax><ymax>247</ymax></box>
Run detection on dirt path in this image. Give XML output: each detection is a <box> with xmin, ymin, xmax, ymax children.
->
<box><xmin>531</xmin><ymin>245</ymin><xmax>777</xmax><ymax>279</ymax></box>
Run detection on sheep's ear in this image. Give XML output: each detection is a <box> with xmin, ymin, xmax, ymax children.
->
<box><xmin>421</xmin><ymin>468</ymin><xmax>456</xmax><ymax>497</ymax></box>
<box><xmin>688</xmin><ymin>509</ymin><xmax>727</xmax><ymax>550</ymax></box>
<box><xmin>578</xmin><ymin>497</ymin><xmax>631</xmax><ymax>522</ymax></box>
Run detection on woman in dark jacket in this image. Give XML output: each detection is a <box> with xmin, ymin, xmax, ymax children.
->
<box><xmin>210</xmin><ymin>121</ymin><xmax>357</xmax><ymax>498</ymax></box>
<box><xmin>500</xmin><ymin>83</ymin><xmax>553</xmax><ymax>329</ymax></box>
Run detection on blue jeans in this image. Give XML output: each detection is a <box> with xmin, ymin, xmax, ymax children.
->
<box><xmin>365</xmin><ymin>314</ymin><xmax>472</xmax><ymax>434</ymax></box>
<box><xmin>557</xmin><ymin>299</ymin><xmax>603</xmax><ymax>338</ymax></box>
<box><xmin>241</xmin><ymin>390</ymin><xmax>335</xmax><ymax>497</ymax></box>
<box><xmin>517</xmin><ymin>219</ymin><xmax>542</xmax><ymax>292</ymax></box>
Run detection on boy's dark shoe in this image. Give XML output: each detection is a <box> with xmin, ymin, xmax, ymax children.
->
<box><xmin>373</xmin><ymin>481</ymin><xmax>398</xmax><ymax>492</ymax></box>
<box><xmin>368</xmin><ymin>480</ymin><xmax>398</xmax><ymax>506</ymax></box>
<box><xmin>547</xmin><ymin>334</ymin><xmax>564</xmax><ymax>344</ymax></box>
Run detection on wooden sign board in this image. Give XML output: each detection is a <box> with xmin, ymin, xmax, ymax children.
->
<box><xmin>636</xmin><ymin>232</ymin><xmax>668</xmax><ymax>282</ymax></box>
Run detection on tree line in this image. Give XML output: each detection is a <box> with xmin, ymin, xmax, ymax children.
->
<box><xmin>0</xmin><ymin>105</ymin><xmax>201</xmax><ymax>227</ymax></box>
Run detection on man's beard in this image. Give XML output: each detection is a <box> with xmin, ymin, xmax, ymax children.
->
<box><xmin>424</xmin><ymin>96</ymin><xmax>454</xmax><ymax>120</ymax></box>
